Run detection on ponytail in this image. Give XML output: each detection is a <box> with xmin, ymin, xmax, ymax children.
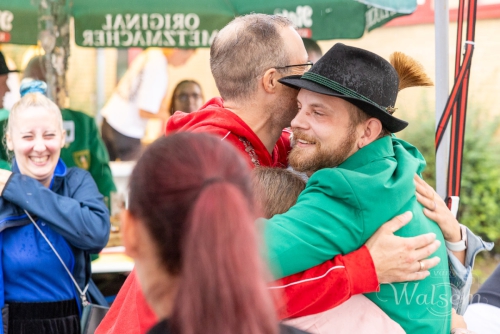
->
<box><xmin>170</xmin><ymin>182</ymin><xmax>279</xmax><ymax>334</ymax></box>
<box><xmin>129</xmin><ymin>133</ymin><xmax>278</xmax><ymax>333</ymax></box>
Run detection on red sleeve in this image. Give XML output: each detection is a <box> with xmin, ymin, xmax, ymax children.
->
<box><xmin>271</xmin><ymin>246</ymin><xmax>379</xmax><ymax>319</ymax></box>
<box><xmin>95</xmin><ymin>269</ymin><xmax>157</xmax><ymax>334</ymax></box>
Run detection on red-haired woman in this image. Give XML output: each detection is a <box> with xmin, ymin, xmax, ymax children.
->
<box><xmin>120</xmin><ymin>132</ymin><xmax>308</xmax><ymax>334</ymax></box>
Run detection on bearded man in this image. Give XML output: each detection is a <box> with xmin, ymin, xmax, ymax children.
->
<box><xmin>266</xmin><ymin>43</ymin><xmax>458</xmax><ymax>333</ymax></box>
<box><xmin>96</xmin><ymin>15</ymin><xmax>464</xmax><ymax>334</ymax></box>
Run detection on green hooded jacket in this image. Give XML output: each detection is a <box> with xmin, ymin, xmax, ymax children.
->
<box><xmin>264</xmin><ymin>136</ymin><xmax>451</xmax><ymax>334</ymax></box>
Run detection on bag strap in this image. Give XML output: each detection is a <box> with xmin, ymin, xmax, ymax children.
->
<box><xmin>24</xmin><ymin>210</ymin><xmax>90</xmax><ymax>305</ymax></box>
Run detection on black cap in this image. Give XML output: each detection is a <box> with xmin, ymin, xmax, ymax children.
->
<box><xmin>0</xmin><ymin>51</ymin><xmax>19</xmax><ymax>76</ymax></box>
<box><xmin>279</xmin><ymin>43</ymin><xmax>408</xmax><ymax>133</ymax></box>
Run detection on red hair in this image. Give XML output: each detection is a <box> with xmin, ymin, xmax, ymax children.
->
<box><xmin>128</xmin><ymin>132</ymin><xmax>278</xmax><ymax>334</ymax></box>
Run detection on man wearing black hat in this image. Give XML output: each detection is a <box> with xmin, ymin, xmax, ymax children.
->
<box><xmin>265</xmin><ymin>43</ymin><xmax>453</xmax><ymax>333</ymax></box>
<box><xmin>95</xmin><ymin>16</ymin><xmax>456</xmax><ymax>333</ymax></box>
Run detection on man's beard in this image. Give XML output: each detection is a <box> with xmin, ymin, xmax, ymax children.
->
<box><xmin>289</xmin><ymin>126</ymin><xmax>358</xmax><ymax>174</ymax></box>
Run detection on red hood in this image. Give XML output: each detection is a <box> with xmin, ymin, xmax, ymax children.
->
<box><xmin>166</xmin><ymin>97</ymin><xmax>290</xmax><ymax>168</ymax></box>
<box><xmin>166</xmin><ymin>97</ymin><xmax>256</xmax><ymax>140</ymax></box>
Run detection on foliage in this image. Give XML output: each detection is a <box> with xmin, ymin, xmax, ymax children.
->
<box><xmin>398</xmin><ymin>108</ymin><xmax>500</xmax><ymax>252</ymax></box>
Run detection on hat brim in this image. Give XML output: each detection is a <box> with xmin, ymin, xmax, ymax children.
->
<box><xmin>0</xmin><ymin>69</ymin><xmax>20</xmax><ymax>75</ymax></box>
<box><xmin>279</xmin><ymin>75</ymin><xmax>408</xmax><ymax>133</ymax></box>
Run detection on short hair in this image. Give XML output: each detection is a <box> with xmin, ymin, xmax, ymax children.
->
<box><xmin>210</xmin><ymin>14</ymin><xmax>293</xmax><ymax>102</ymax></box>
<box><xmin>252</xmin><ymin>167</ymin><xmax>306</xmax><ymax>218</ymax></box>
<box><xmin>302</xmin><ymin>38</ymin><xmax>322</xmax><ymax>58</ymax></box>
<box><xmin>348</xmin><ymin>102</ymin><xmax>391</xmax><ymax>138</ymax></box>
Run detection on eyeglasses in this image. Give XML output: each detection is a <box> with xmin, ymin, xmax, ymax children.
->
<box><xmin>274</xmin><ymin>61</ymin><xmax>314</xmax><ymax>72</ymax></box>
<box><xmin>175</xmin><ymin>93</ymin><xmax>203</xmax><ymax>102</ymax></box>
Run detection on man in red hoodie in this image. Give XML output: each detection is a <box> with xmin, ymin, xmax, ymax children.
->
<box><xmin>96</xmin><ymin>14</ymin><xmax>441</xmax><ymax>334</ymax></box>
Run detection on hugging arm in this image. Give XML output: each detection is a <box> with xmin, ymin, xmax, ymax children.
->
<box><xmin>414</xmin><ymin>175</ymin><xmax>493</xmax><ymax>315</ymax></box>
<box><xmin>274</xmin><ymin>211</ymin><xmax>443</xmax><ymax>319</ymax></box>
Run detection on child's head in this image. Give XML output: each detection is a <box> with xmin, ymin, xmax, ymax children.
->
<box><xmin>252</xmin><ymin>167</ymin><xmax>306</xmax><ymax>218</ymax></box>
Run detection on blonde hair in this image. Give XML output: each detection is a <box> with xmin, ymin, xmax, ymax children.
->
<box><xmin>252</xmin><ymin>167</ymin><xmax>306</xmax><ymax>218</ymax></box>
<box><xmin>7</xmin><ymin>93</ymin><xmax>63</xmax><ymax>134</ymax></box>
<box><xmin>4</xmin><ymin>93</ymin><xmax>64</xmax><ymax>160</ymax></box>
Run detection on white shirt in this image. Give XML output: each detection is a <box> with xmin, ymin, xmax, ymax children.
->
<box><xmin>102</xmin><ymin>49</ymin><xmax>168</xmax><ymax>138</ymax></box>
<box><xmin>464</xmin><ymin>303</ymin><xmax>500</xmax><ymax>333</ymax></box>
<box><xmin>4</xmin><ymin>57</ymin><xmax>20</xmax><ymax>110</ymax></box>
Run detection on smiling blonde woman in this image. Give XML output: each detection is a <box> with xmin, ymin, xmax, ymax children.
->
<box><xmin>0</xmin><ymin>91</ymin><xmax>110</xmax><ymax>334</ymax></box>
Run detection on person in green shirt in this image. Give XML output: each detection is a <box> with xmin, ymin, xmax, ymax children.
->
<box><xmin>267</xmin><ymin>43</ymin><xmax>452</xmax><ymax>333</ymax></box>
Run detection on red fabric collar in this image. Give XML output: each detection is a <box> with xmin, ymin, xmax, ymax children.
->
<box><xmin>166</xmin><ymin>97</ymin><xmax>290</xmax><ymax>168</ymax></box>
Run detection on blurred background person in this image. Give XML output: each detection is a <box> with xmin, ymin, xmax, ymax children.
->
<box><xmin>168</xmin><ymin>80</ymin><xmax>204</xmax><ymax>115</ymax></box>
<box><xmin>0</xmin><ymin>55</ymin><xmax>116</xmax><ymax>208</ymax></box>
<box><xmin>0</xmin><ymin>52</ymin><xmax>18</xmax><ymax>119</ymax></box>
<box><xmin>141</xmin><ymin>80</ymin><xmax>204</xmax><ymax>146</ymax></box>
<box><xmin>0</xmin><ymin>51</ymin><xmax>20</xmax><ymax>113</ymax></box>
<box><xmin>0</xmin><ymin>52</ymin><xmax>17</xmax><ymax>170</ymax></box>
<box><xmin>0</xmin><ymin>91</ymin><xmax>109</xmax><ymax>334</ymax></box>
<box><xmin>121</xmin><ymin>132</ymin><xmax>307</xmax><ymax>334</ymax></box>
<box><xmin>101</xmin><ymin>48</ymin><xmax>195</xmax><ymax>161</ymax></box>
<box><xmin>301</xmin><ymin>38</ymin><xmax>323</xmax><ymax>63</ymax></box>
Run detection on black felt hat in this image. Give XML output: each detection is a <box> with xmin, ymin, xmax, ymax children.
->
<box><xmin>279</xmin><ymin>43</ymin><xmax>408</xmax><ymax>133</ymax></box>
<box><xmin>0</xmin><ymin>52</ymin><xmax>19</xmax><ymax>76</ymax></box>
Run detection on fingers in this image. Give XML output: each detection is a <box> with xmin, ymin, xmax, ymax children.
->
<box><xmin>382</xmin><ymin>211</ymin><xmax>413</xmax><ymax>233</ymax></box>
<box><xmin>389</xmin><ymin>257</ymin><xmax>441</xmax><ymax>283</ymax></box>
<box><xmin>415</xmin><ymin>189</ymin><xmax>436</xmax><ymax>212</ymax></box>
<box><xmin>414</xmin><ymin>175</ymin><xmax>444</xmax><ymax>211</ymax></box>
<box><xmin>422</xmin><ymin>207</ymin><xmax>438</xmax><ymax>222</ymax></box>
<box><xmin>399</xmin><ymin>270</ymin><xmax>431</xmax><ymax>282</ymax></box>
<box><xmin>404</xmin><ymin>231</ymin><xmax>437</xmax><ymax>251</ymax></box>
<box><xmin>413</xmin><ymin>239</ymin><xmax>441</xmax><ymax>262</ymax></box>
<box><xmin>414</xmin><ymin>175</ymin><xmax>434</xmax><ymax>199</ymax></box>
<box><xmin>413</xmin><ymin>256</ymin><xmax>441</xmax><ymax>272</ymax></box>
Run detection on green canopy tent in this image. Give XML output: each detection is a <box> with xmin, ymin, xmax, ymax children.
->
<box><xmin>73</xmin><ymin>0</ymin><xmax>416</xmax><ymax>48</ymax></box>
<box><xmin>1</xmin><ymin>0</ymin><xmax>417</xmax><ymax>47</ymax></box>
<box><xmin>0</xmin><ymin>0</ymin><xmax>417</xmax><ymax>106</ymax></box>
<box><xmin>0</xmin><ymin>0</ymin><xmax>38</xmax><ymax>45</ymax></box>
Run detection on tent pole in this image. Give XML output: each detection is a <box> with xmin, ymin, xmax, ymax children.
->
<box><xmin>434</xmin><ymin>0</ymin><xmax>450</xmax><ymax>199</ymax></box>
<box><xmin>95</xmin><ymin>48</ymin><xmax>106</xmax><ymax>125</ymax></box>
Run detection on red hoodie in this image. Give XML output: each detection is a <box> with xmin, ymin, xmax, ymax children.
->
<box><xmin>96</xmin><ymin>97</ymin><xmax>378</xmax><ymax>334</ymax></box>
<box><xmin>166</xmin><ymin>97</ymin><xmax>290</xmax><ymax>168</ymax></box>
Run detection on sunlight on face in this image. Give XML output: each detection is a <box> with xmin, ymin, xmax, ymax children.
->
<box><xmin>289</xmin><ymin>90</ymin><xmax>361</xmax><ymax>174</ymax></box>
<box><xmin>6</xmin><ymin>106</ymin><xmax>65</xmax><ymax>187</ymax></box>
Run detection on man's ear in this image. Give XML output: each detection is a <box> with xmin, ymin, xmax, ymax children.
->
<box><xmin>261</xmin><ymin>68</ymin><xmax>280</xmax><ymax>94</ymax></box>
<box><xmin>358</xmin><ymin>118</ymin><xmax>383</xmax><ymax>149</ymax></box>
<box><xmin>122</xmin><ymin>209</ymin><xmax>140</xmax><ymax>258</ymax></box>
